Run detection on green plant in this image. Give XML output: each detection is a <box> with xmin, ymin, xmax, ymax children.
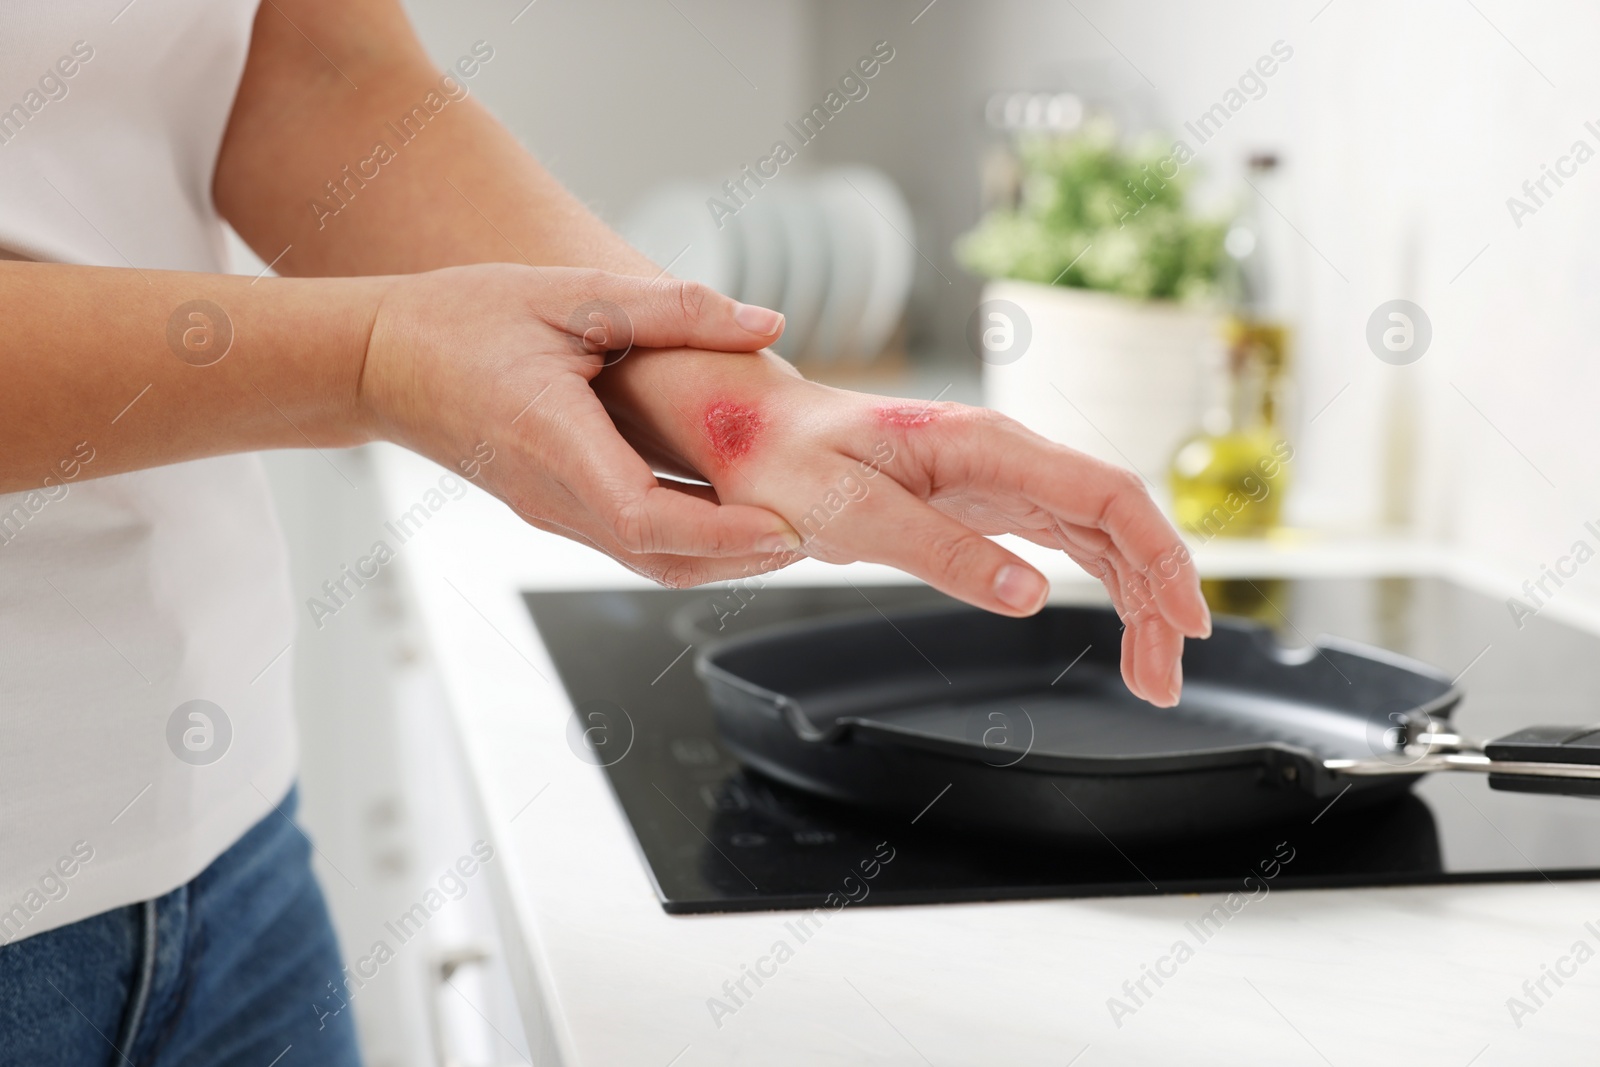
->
<box><xmin>956</xmin><ymin>120</ymin><xmax>1229</xmax><ymax>302</ymax></box>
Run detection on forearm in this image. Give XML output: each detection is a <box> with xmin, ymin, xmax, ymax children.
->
<box><xmin>0</xmin><ymin>262</ymin><xmax>382</xmax><ymax>492</ymax></box>
<box><xmin>214</xmin><ymin>0</ymin><xmax>783</xmax><ymax>487</ymax></box>
<box><xmin>215</xmin><ymin>0</ymin><xmax>654</xmax><ymax>279</ymax></box>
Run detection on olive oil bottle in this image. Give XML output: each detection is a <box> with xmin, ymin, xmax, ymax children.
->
<box><xmin>1169</xmin><ymin>153</ymin><xmax>1292</xmax><ymax>540</ymax></box>
<box><xmin>1169</xmin><ymin>351</ymin><xmax>1289</xmax><ymax>539</ymax></box>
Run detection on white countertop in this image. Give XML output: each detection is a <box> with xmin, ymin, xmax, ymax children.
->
<box><xmin>370</xmin><ymin>443</ymin><xmax>1600</xmax><ymax>1067</ymax></box>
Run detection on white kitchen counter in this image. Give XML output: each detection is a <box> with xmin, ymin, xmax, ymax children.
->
<box><xmin>369</xmin><ymin>442</ymin><xmax>1600</xmax><ymax>1067</ymax></box>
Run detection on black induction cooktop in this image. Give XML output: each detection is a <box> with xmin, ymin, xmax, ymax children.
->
<box><xmin>524</xmin><ymin>577</ymin><xmax>1600</xmax><ymax>914</ymax></box>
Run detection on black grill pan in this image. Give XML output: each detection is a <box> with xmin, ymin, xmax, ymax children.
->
<box><xmin>696</xmin><ymin>605</ymin><xmax>1600</xmax><ymax>842</ymax></box>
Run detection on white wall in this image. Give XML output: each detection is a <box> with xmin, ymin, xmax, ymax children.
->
<box><xmin>401</xmin><ymin>0</ymin><xmax>814</xmax><ymax>225</ymax></box>
<box><xmin>1244</xmin><ymin>0</ymin><xmax>1600</xmax><ymax>594</ymax></box>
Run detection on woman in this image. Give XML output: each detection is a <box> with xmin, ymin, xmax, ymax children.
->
<box><xmin>0</xmin><ymin>0</ymin><xmax>1208</xmax><ymax>1062</ymax></box>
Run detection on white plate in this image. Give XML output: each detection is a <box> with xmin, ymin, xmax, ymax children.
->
<box><xmin>805</xmin><ymin>173</ymin><xmax>878</xmax><ymax>364</ymax></box>
<box><xmin>728</xmin><ymin>194</ymin><xmax>788</xmax><ymax>314</ymax></box>
<box><xmin>621</xmin><ymin>183</ymin><xmax>742</xmax><ymax>296</ymax></box>
<box><xmin>770</xmin><ymin>185</ymin><xmax>830</xmax><ymax>362</ymax></box>
<box><xmin>834</xmin><ymin>167</ymin><xmax>916</xmax><ymax>363</ymax></box>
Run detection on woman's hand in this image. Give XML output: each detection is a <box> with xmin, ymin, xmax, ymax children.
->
<box><xmin>357</xmin><ymin>263</ymin><xmax>803</xmax><ymax>586</ymax></box>
<box><xmin>596</xmin><ymin>348</ymin><xmax>1210</xmax><ymax>706</ymax></box>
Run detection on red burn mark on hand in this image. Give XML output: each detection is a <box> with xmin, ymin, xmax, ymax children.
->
<box><xmin>876</xmin><ymin>404</ymin><xmax>940</xmax><ymax>429</ymax></box>
<box><xmin>704</xmin><ymin>402</ymin><xmax>763</xmax><ymax>464</ymax></box>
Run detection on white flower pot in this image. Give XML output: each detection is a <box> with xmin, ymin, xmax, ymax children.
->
<box><xmin>979</xmin><ymin>279</ymin><xmax>1222</xmax><ymax>496</ymax></box>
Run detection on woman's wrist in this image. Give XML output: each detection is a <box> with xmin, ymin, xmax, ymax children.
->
<box><xmin>0</xmin><ymin>263</ymin><xmax>395</xmax><ymax>490</ymax></box>
<box><xmin>254</xmin><ymin>274</ymin><xmax>396</xmax><ymax>449</ymax></box>
<box><xmin>595</xmin><ymin>346</ymin><xmax>817</xmax><ymax>483</ymax></box>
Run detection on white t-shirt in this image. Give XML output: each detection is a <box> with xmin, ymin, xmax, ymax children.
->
<box><xmin>0</xmin><ymin>0</ymin><xmax>298</xmax><ymax>945</ymax></box>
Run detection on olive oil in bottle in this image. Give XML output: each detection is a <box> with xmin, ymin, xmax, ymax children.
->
<box><xmin>1169</xmin><ymin>151</ymin><xmax>1293</xmax><ymax>541</ymax></box>
<box><xmin>1169</xmin><ymin>349</ymin><xmax>1289</xmax><ymax>540</ymax></box>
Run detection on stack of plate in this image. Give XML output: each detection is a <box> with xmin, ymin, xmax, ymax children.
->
<box><xmin>623</xmin><ymin>166</ymin><xmax>915</xmax><ymax>366</ymax></box>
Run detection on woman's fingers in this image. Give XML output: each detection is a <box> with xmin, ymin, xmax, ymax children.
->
<box><xmin>944</xmin><ymin>486</ymin><xmax>1189</xmax><ymax>705</ymax></box>
<box><xmin>963</xmin><ymin>422</ymin><xmax>1209</xmax><ymax>639</ymax></box>
<box><xmin>527</xmin><ymin>381</ymin><xmax>799</xmax><ymax>558</ymax></box>
<box><xmin>1051</xmin><ymin>523</ymin><xmax>1191</xmax><ymax>705</ymax></box>
<box><xmin>1053</xmin><ymin>495</ymin><xmax>1202</xmax><ymax>634</ymax></box>
<box><xmin>1134</xmin><ymin>618</ymin><xmax>1184</xmax><ymax>707</ymax></box>
<box><xmin>1120</xmin><ymin>620</ymin><xmax>1141</xmax><ymax>702</ymax></box>
<box><xmin>544</xmin><ymin>269</ymin><xmax>784</xmax><ymax>354</ymax></box>
<box><xmin>612</xmin><ymin>542</ymin><xmax>800</xmax><ymax>588</ymax></box>
<box><xmin>1045</xmin><ymin>525</ymin><xmax>1170</xmax><ymax>703</ymax></box>
<box><xmin>812</xmin><ymin>479</ymin><xmax>1050</xmax><ymax>617</ymax></box>
<box><xmin>889</xmin><ymin>410</ymin><xmax>1208</xmax><ymax>639</ymax></box>
<box><xmin>568</xmin><ymin>410</ymin><xmax>799</xmax><ymax>558</ymax></box>
<box><xmin>917</xmin><ymin>480</ymin><xmax>1191</xmax><ymax>704</ymax></box>
<box><xmin>1054</xmin><ymin>520</ymin><xmax>1166</xmax><ymax>628</ymax></box>
<box><xmin>514</xmin><ymin>506</ymin><xmax>800</xmax><ymax>588</ymax></box>
<box><xmin>609</xmin><ymin>485</ymin><xmax>802</xmax><ymax>558</ymax></box>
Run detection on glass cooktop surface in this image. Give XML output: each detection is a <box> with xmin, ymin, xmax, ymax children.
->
<box><xmin>524</xmin><ymin>577</ymin><xmax>1600</xmax><ymax>913</ymax></box>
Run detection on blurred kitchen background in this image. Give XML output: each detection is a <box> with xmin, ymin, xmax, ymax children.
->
<box><xmin>379</xmin><ymin>0</ymin><xmax>1598</xmax><ymax>555</ymax></box>
<box><xmin>236</xmin><ymin>1</ymin><xmax>1600</xmax><ymax>1062</ymax></box>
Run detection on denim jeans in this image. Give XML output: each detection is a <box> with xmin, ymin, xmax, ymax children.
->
<box><xmin>0</xmin><ymin>786</ymin><xmax>362</xmax><ymax>1067</ymax></box>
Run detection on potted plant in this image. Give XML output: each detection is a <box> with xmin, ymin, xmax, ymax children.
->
<box><xmin>956</xmin><ymin>120</ymin><xmax>1230</xmax><ymax>489</ymax></box>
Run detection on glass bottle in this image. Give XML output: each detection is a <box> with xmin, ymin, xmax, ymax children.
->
<box><xmin>1225</xmin><ymin>153</ymin><xmax>1293</xmax><ymax>427</ymax></box>
<box><xmin>1167</xmin><ymin>151</ymin><xmax>1293</xmax><ymax>540</ymax></box>
<box><xmin>1169</xmin><ymin>347</ymin><xmax>1288</xmax><ymax>540</ymax></box>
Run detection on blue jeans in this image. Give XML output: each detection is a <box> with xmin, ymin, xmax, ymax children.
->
<box><xmin>0</xmin><ymin>786</ymin><xmax>362</xmax><ymax>1067</ymax></box>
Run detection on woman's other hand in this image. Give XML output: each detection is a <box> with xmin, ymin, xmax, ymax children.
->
<box><xmin>358</xmin><ymin>263</ymin><xmax>801</xmax><ymax>586</ymax></box>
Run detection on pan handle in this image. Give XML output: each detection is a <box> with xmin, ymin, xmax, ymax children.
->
<box><xmin>1322</xmin><ymin>725</ymin><xmax>1600</xmax><ymax>797</ymax></box>
<box><xmin>1483</xmin><ymin>725</ymin><xmax>1600</xmax><ymax>798</ymax></box>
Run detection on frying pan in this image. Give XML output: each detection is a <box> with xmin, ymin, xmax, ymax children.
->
<box><xmin>696</xmin><ymin>605</ymin><xmax>1600</xmax><ymax>843</ymax></box>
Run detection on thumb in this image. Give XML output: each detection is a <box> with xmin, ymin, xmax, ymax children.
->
<box><xmin>554</xmin><ymin>269</ymin><xmax>784</xmax><ymax>353</ymax></box>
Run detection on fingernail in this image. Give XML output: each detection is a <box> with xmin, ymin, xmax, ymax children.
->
<box><xmin>994</xmin><ymin>565</ymin><xmax>1048</xmax><ymax>613</ymax></box>
<box><xmin>1169</xmin><ymin>658</ymin><xmax>1183</xmax><ymax>703</ymax></box>
<box><xmin>733</xmin><ymin>302</ymin><xmax>784</xmax><ymax>335</ymax></box>
<box><xmin>760</xmin><ymin>531</ymin><xmax>801</xmax><ymax>553</ymax></box>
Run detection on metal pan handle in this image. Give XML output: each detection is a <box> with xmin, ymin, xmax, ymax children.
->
<box><xmin>1482</xmin><ymin>725</ymin><xmax>1600</xmax><ymax>797</ymax></box>
<box><xmin>1323</xmin><ymin>724</ymin><xmax>1600</xmax><ymax>798</ymax></box>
